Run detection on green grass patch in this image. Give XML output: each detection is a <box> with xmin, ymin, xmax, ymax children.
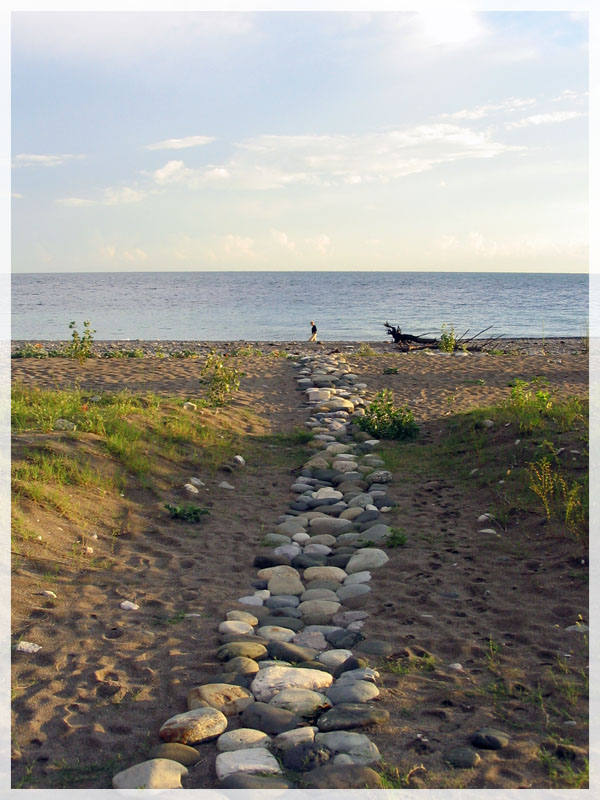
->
<box><xmin>164</xmin><ymin>503</ymin><xmax>209</xmax><ymax>523</ymax></box>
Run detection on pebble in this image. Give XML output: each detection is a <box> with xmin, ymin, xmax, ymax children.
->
<box><xmin>445</xmin><ymin>746</ymin><xmax>482</xmax><ymax>768</ymax></box>
<box><xmin>269</xmin><ymin>688</ymin><xmax>331</xmax><ymax>718</ymax></box>
<box><xmin>315</xmin><ymin>731</ymin><xmax>381</xmax><ymax>765</ymax></box>
<box><xmin>345</xmin><ymin>548</ymin><xmax>389</xmax><ymax>573</ymax></box>
<box><xmin>149</xmin><ymin>743</ymin><xmax>201</xmax><ymax>765</ymax></box>
<box><xmin>326</xmin><ymin>680</ymin><xmax>380</xmax><ymax>704</ymax></box>
<box><xmin>240</xmin><ymin>702</ymin><xmax>303</xmax><ymax>734</ymax></box>
<box><xmin>15</xmin><ymin>641</ymin><xmax>42</xmax><ymax>653</ymax></box>
<box><xmin>219</xmin><ymin>481</ymin><xmax>235</xmax><ymax>489</ymax></box>
<box><xmin>120</xmin><ymin>601</ymin><xmax>139</xmax><ymax>611</ymax></box>
<box><xmin>187</xmin><ymin>683</ymin><xmax>253</xmax><ymax>716</ymax></box>
<box><xmin>300</xmin><ymin>763</ymin><xmax>383</xmax><ymax>789</ymax></box>
<box><xmin>317</xmin><ymin>703</ymin><xmax>389</xmax><ymax>731</ymax></box>
<box><xmin>250</xmin><ymin>665</ymin><xmax>333</xmax><ymax>702</ymax></box>
<box><xmin>471</xmin><ymin>727</ymin><xmax>510</xmax><ymax>749</ymax></box>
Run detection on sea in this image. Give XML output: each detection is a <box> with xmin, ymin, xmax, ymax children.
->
<box><xmin>11</xmin><ymin>271</ymin><xmax>589</xmax><ymax>342</ymax></box>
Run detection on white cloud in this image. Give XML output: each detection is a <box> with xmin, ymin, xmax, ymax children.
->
<box><xmin>13</xmin><ymin>153</ymin><xmax>84</xmax><ymax>168</ymax></box>
<box><xmin>103</xmin><ymin>186</ymin><xmax>147</xmax><ymax>205</ymax></box>
<box><xmin>222</xmin><ymin>234</ymin><xmax>255</xmax><ymax>258</ymax></box>
<box><xmin>56</xmin><ymin>196</ymin><xmax>95</xmax><ymax>207</ymax></box>
<box><xmin>440</xmin><ymin>97</ymin><xmax>536</xmax><ymax>121</ymax></box>
<box><xmin>99</xmin><ymin>244</ymin><xmax>148</xmax><ymax>262</ymax></box>
<box><xmin>505</xmin><ymin>111</ymin><xmax>584</xmax><ymax>130</ymax></box>
<box><xmin>145</xmin><ymin>135</ymin><xmax>215</xmax><ymax>151</ymax></box>
<box><xmin>123</xmin><ymin>248</ymin><xmax>148</xmax><ymax>262</ymax></box>
<box><xmin>306</xmin><ymin>234</ymin><xmax>331</xmax><ymax>255</ymax></box>
<box><xmin>152</xmin><ymin>160</ymin><xmax>193</xmax><ymax>186</ymax></box>
<box><xmin>415</xmin><ymin>9</ymin><xmax>488</xmax><ymax>48</ymax></box>
<box><xmin>271</xmin><ymin>229</ymin><xmax>296</xmax><ymax>251</ymax></box>
<box><xmin>437</xmin><ymin>231</ymin><xmax>586</xmax><ymax>259</ymax></box>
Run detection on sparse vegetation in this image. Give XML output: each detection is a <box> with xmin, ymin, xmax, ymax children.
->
<box><xmin>358</xmin><ymin>389</ymin><xmax>419</xmax><ymax>440</ymax></box>
<box><xmin>65</xmin><ymin>321</ymin><xmax>96</xmax><ymax>362</ymax></box>
<box><xmin>438</xmin><ymin>323</ymin><xmax>456</xmax><ymax>353</ymax></box>
<box><xmin>199</xmin><ymin>351</ymin><xmax>245</xmax><ymax>406</ymax></box>
<box><xmin>164</xmin><ymin>503</ymin><xmax>209</xmax><ymax>523</ymax></box>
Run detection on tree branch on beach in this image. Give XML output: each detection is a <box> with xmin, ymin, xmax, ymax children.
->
<box><xmin>383</xmin><ymin>321</ymin><xmax>505</xmax><ymax>352</ymax></box>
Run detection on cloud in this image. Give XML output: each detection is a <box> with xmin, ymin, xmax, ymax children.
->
<box><xmin>306</xmin><ymin>234</ymin><xmax>331</xmax><ymax>255</ymax></box>
<box><xmin>505</xmin><ymin>111</ymin><xmax>584</xmax><ymax>130</ymax></box>
<box><xmin>13</xmin><ymin>153</ymin><xmax>84</xmax><ymax>167</ymax></box>
<box><xmin>440</xmin><ymin>97</ymin><xmax>536</xmax><ymax>121</ymax></box>
<box><xmin>437</xmin><ymin>231</ymin><xmax>586</xmax><ymax>259</ymax></box>
<box><xmin>145</xmin><ymin>135</ymin><xmax>215</xmax><ymax>151</ymax></box>
<box><xmin>414</xmin><ymin>9</ymin><xmax>488</xmax><ymax>48</ymax></box>
<box><xmin>152</xmin><ymin>160</ymin><xmax>194</xmax><ymax>186</ymax></box>
<box><xmin>222</xmin><ymin>235</ymin><xmax>255</xmax><ymax>258</ymax></box>
<box><xmin>56</xmin><ymin>196</ymin><xmax>95</xmax><ymax>207</ymax></box>
<box><xmin>103</xmin><ymin>186</ymin><xmax>147</xmax><ymax>205</ymax></box>
<box><xmin>100</xmin><ymin>244</ymin><xmax>147</xmax><ymax>262</ymax></box>
<box><xmin>271</xmin><ymin>229</ymin><xmax>296</xmax><ymax>251</ymax></box>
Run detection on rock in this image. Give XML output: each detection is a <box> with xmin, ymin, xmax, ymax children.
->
<box><xmin>253</xmin><ymin>554</ymin><xmax>291</xmax><ymax>569</ymax></box>
<box><xmin>344</xmin><ymin>570</ymin><xmax>371</xmax><ymax>585</ymax></box>
<box><xmin>182</xmin><ymin>402</ymin><xmax>197</xmax><ymax>411</ymax></box>
<box><xmin>120</xmin><ymin>601</ymin><xmax>139</xmax><ymax>611</ymax></box>
<box><xmin>112</xmin><ymin>759</ymin><xmax>188</xmax><ymax>789</ymax></box>
<box><xmin>345</xmin><ymin>548</ymin><xmax>389</xmax><ymax>573</ymax></box>
<box><xmin>309</xmin><ymin>517</ymin><xmax>354</xmax><ymax>536</ymax></box>
<box><xmin>336</xmin><ymin>583</ymin><xmax>371</xmax><ymax>605</ymax></box>
<box><xmin>240</xmin><ymin>702</ymin><xmax>303</xmax><ymax>734</ymax></box>
<box><xmin>332</xmin><ymin>609</ymin><xmax>369</xmax><ymax>627</ymax></box>
<box><xmin>219</xmin><ymin>656</ymin><xmax>259</xmax><ymax>676</ymax></box>
<box><xmin>317</xmin><ymin>703</ymin><xmax>390</xmax><ymax>731</ymax></box>
<box><xmin>273</xmin><ymin>726</ymin><xmax>318</xmax><ymax>751</ymax></box>
<box><xmin>298</xmin><ymin>599</ymin><xmax>341</xmax><ymax>625</ymax></box>
<box><xmin>226</xmin><ymin>610</ymin><xmax>259</xmax><ymax>626</ymax></box>
<box><xmin>233</xmin><ymin>454</ymin><xmax>246</xmax><ymax>466</ymax></box>
<box><xmin>189</xmin><ymin>476</ymin><xmax>205</xmax><ymax>487</ymax></box>
<box><xmin>205</xmin><ymin>672</ymin><xmax>250</xmax><ymax>688</ymax></box>
<box><xmin>292</xmin><ymin>630</ymin><xmax>328</xmax><ymax>651</ymax></box>
<box><xmin>218</xmin><ymin>620</ymin><xmax>254</xmax><ymax>636</ymax></box>
<box><xmin>54</xmin><ymin>418</ymin><xmax>76</xmax><ymax>431</ymax></box>
<box><xmin>184</xmin><ymin>483</ymin><xmax>200</xmax><ymax>494</ymax></box>
<box><xmin>250</xmin><ymin>665</ymin><xmax>333</xmax><ymax>702</ymax></box>
<box><xmin>149</xmin><ymin>743</ymin><xmax>201</xmax><ymax>765</ymax></box>
<box><xmin>269</xmin><ymin>688</ymin><xmax>331</xmax><ymax>718</ymax></box>
<box><xmin>301</xmin><ymin>588</ymin><xmax>339</xmax><ymax>603</ymax></box>
<box><xmin>317</xmin><ymin>649</ymin><xmax>354</xmax><ymax>668</ymax></box>
<box><xmin>218</xmin><ymin>774</ymin><xmax>295</xmax><ymax>789</ymax></box>
<box><xmin>216</xmin><ymin>642</ymin><xmax>268</xmax><ymax>661</ymax></box>
<box><xmin>216</xmin><ymin>728</ymin><xmax>272</xmax><ymax>752</ymax></box>
<box><xmin>187</xmin><ymin>683</ymin><xmax>253</xmax><ymax>716</ymax></box>
<box><xmin>326</xmin><ymin>680</ymin><xmax>380</xmax><ymax>704</ymax></box>
<box><xmin>348</xmin><ymin>493</ymin><xmax>374</xmax><ymax>508</ymax></box>
<box><xmin>445</xmin><ymin>746</ymin><xmax>482</xmax><ymax>768</ymax></box>
<box><xmin>356</xmin><ymin>524</ymin><xmax>391</xmax><ymax>544</ymax></box>
<box><xmin>315</xmin><ymin>731</ymin><xmax>381</xmax><ymax>765</ymax></box>
<box><xmin>219</xmin><ymin>481</ymin><xmax>235</xmax><ymax>490</ymax></box>
<box><xmin>264</xmin><ymin>594</ymin><xmax>300</xmax><ymax>609</ymax></box>
<box><xmin>304</xmin><ymin>566</ymin><xmax>348</xmax><ymax>583</ymax></box>
<box><xmin>273</xmin><ymin>543</ymin><xmax>302</xmax><ymax>559</ymax></box>
<box><xmin>283</xmin><ymin>742</ymin><xmax>331</xmax><ymax>771</ymax></box>
<box><xmin>237</xmin><ymin>596</ymin><xmax>264</xmax><ymax>607</ymax></box>
<box><xmin>15</xmin><ymin>641</ymin><xmax>42</xmax><ymax>653</ymax></box>
<box><xmin>276</xmin><ymin>520</ymin><xmax>307</xmax><ymax>536</ymax></box>
<box><xmin>365</xmin><ymin>469</ymin><xmax>393</xmax><ymax>484</ymax></box>
<box><xmin>159</xmin><ymin>707</ymin><xmax>228</xmax><ymax>744</ymax></box>
<box><xmin>300</xmin><ymin>763</ymin><xmax>383</xmax><ymax>788</ymax></box>
<box><xmin>354</xmin><ymin>639</ymin><xmax>394</xmax><ymax>656</ymax></box>
<box><xmin>260</xmin><ymin>615</ymin><xmax>304</xmax><ymax>632</ymax></box>
<box><xmin>215</xmin><ymin>748</ymin><xmax>282</xmax><ymax>781</ymax></box>
<box><xmin>471</xmin><ymin>727</ymin><xmax>510</xmax><ymax>749</ymax></box>
<box><xmin>262</xmin><ymin>533</ymin><xmax>292</xmax><ymax>546</ymax></box>
<box><xmin>256</xmin><ymin>625</ymin><xmax>297</xmax><ymax>642</ymax></box>
<box><xmin>268</xmin><ymin>575</ymin><xmax>305</xmax><ymax>596</ymax></box>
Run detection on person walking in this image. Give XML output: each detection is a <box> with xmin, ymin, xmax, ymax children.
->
<box><xmin>309</xmin><ymin>321</ymin><xmax>318</xmax><ymax>342</ymax></box>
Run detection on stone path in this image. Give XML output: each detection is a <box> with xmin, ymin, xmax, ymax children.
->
<box><xmin>111</xmin><ymin>351</ymin><xmax>510</xmax><ymax>789</ymax></box>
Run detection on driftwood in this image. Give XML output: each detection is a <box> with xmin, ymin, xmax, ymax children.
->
<box><xmin>384</xmin><ymin>321</ymin><xmax>505</xmax><ymax>352</ymax></box>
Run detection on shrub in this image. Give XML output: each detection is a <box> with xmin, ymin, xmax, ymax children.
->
<box><xmin>65</xmin><ymin>321</ymin><xmax>95</xmax><ymax>362</ymax></box>
<box><xmin>438</xmin><ymin>323</ymin><xmax>456</xmax><ymax>353</ymax></box>
<box><xmin>164</xmin><ymin>503</ymin><xmax>209</xmax><ymax>523</ymax></box>
<box><xmin>12</xmin><ymin>343</ymin><xmax>48</xmax><ymax>359</ymax></box>
<box><xmin>357</xmin><ymin>390</ymin><xmax>419</xmax><ymax>440</ymax></box>
<box><xmin>200</xmin><ymin>351</ymin><xmax>244</xmax><ymax>407</ymax></box>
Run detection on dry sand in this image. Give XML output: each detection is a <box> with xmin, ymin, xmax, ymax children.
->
<box><xmin>11</xmin><ymin>339</ymin><xmax>589</xmax><ymax>789</ymax></box>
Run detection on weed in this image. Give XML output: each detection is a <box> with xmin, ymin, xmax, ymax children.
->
<box><xmin>386</xmin><ymin>527</ymin><xmax>407</xmax><ymax>547</ymax></box>
<box><xmin>358</xmin><ymin>390</ymin><xmax>419</xmax><ymax>440</ymax></box>
<box><xmin>538</xmin><ymin>748</ymin><xmax>588</xmax><ymax>788</ymax></box>
<box><xmin>528</xmin><ymin>459</ymin><xmax>587</xmax><ymax>541</ymax></box>
<box><xmin>65</xmin><ymin>321</ymin><xmax>95</xmax><ymax>362</ymax></box>
<box><xmin>383</xmin><ymin>366</ymin><xmax>399</xmax><ymax>374</ymax></box>
<box><xmin>357</xmin><ymin>342</ymin><xmax>377</xmax><ymax>356</ymax></box>
<box><xmin>171</xmin><ymin>348</ymin><xmax>199</xmax><ymax>358</ymax></box>
<box><xmin>164</xmin><ymin>503</ymin><xmax>209</xmax><ymax>523</ymax></box>
<box><xmin>439</xmin><ymin>323</ymin><xmax>456</xmax><ymax>353</ymax></box>
<box><xmin>200</xmin><ymin>351</ymin><xmax>244</xmax><ymax>406</ymax></box>
<box><xmin>12</xmin><ymin>343</ymin><xmax>48</xmax><ymax>358</ymax></box>
<box><xmin>378</xmin><ymin>763</ymin><xmax>427</xmax><ymax>788</ymax></box>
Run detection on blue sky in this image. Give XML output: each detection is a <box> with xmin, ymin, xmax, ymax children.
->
<box><xmin>10</xmin><ymin>8</ymin><xmax>589</xmax><ymax>272</ymax></box>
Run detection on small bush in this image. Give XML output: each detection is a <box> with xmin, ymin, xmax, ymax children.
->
<box><xmin>12</xmin><ymin>343</ymin><xmax>48</xmax><ymax>359</ymax></box>
<box><xmin>383</xmin><ymin>367</ymin><xmax>398</xmax><ymax>374</ymax></box>
<box><xmin>200</xmin><ymin>351</ymin><xmax>244</xmax><ymax>407</ymax></box>
<box><xmin>438</xmin><ymin>323</ymin><xmax>456</xmax><ymax>353</ymax></box>
<box><xmin>65</xmin><ymin>321</ymin><xmax>95</xmax><ymax>362</ymax></box>
<box><xmin>386</xmin><ymin>527</ymin><xmax>407</xmax><ymax>547</ymax></box>
<box><xmin>358</xmin><ymin>389</ymin><xmax>419</xmax><ymax>440</ymax></box>
<box><xmin>357</xmin><ymin>343</ymin><xmax>377</xmax><ymax>356</ymax></box>
<box><xmin>164</xmin><ymin>503</ymin><xmax>209</xmax><ymax>523</ymax></box>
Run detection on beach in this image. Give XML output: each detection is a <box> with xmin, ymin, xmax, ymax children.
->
<box><xmin>11</xmin><ymin>339</ymin><xmax>589</xmax><ymax>789</ymax></box>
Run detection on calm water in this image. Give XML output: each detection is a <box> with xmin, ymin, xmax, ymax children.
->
<box><xmin>11</xmin><ymin>271</ymin><xmax>589</xmax><ymax>341</ymax></box>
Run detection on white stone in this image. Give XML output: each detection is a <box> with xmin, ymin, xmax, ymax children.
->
<box><xmin>112</xmin><ymin>759</ymin><xmax>188</xmax><ymax>789</ymax></box>
<box><xmin>216</xmin><ymin>729</ymin><xmax>271</xmax><ymax>752</ymax></box>
<box><xmin>256</xmin><ymin>626</ymin><xmax>296</xmax><ymax>642</ymax></box>
<box><xmin>273</xmin><ymin>543</ymin><xmax>301</xmax><ymax>559</ymax></box>
<box><xmin>269</xmin><ymin>688</ymin><xmax>331</xmax><ymax>717</ymax></box>
<box><xmin>54</xmin><ymin>418</ymin><xmax>76</xmax><ymax>431</ymax></box>
<box><xmin>182</xmin><ymin>402</ymin><xmax>197</xmax><ymax>411</ymax></box>
<box><xmin>215</xmin><ymin>748</ymin><xmax>281</xmax><ymax>780</ymax></box>
<box><xmin>189</xmin><ymin>477</ymin><xmax>205</xmax><ymax>487</ymax></box>
<box><xmin>120</xmin><ymin>601</ymin><xmax>139</xmax><ymax>611</ymax></box>
<box><xmin>15</xmin><ymin>641</ymin><xmax>42</xmax><ymax>653</ymax></box>
<box><xmin>253</xmin><ymin>590</ymin><xmax>270</xmax><ymax>600</ymax></box>
<box><xmin>184</xmin><ymin>483</ymin><xmax>199</xmax><ymax>494</ymax></box>
<box><xmin>292</xmin><ymin>532</ymin><xmax>311</xmax><ymax>544</ymax></box>
<box><xmin>273</xmin><ymin>726</ymin><xmax>317</xmax><ymax>751</ymax></box>
<box><xmin>315</xmin><ymin>731</ymin><xmax>382</xmax><ymax>765</ymax></box>
<box><xmin>317</xmin><ymin>649</ymin><xmax>354</xmax><ymax>668</ymax></box>
<box><xmin>219</xmin><ymin>481</ymin><xmax>235</xmax><ymax>489</ymax></box>
<box><xmin>218</xmin><ymin>620</ymin><xmax>253</xmax><ymax>636</ymax></box>
<box><xmin>226</xmin><ymin>610</ymin><xmax>258</xmax><ymax>626</ymax></box>
<box><xmin>238</xmin><ymin>595</ymin><xmax>264</xmax><ymax>606</ymax></box>
<box><xmin>233</xmin><ymin>455</ymin><xmax>246</xmax><ymax>466</ymax></box>
<box><xmin>303</xmin><ymin>566</ymin><xmax>347</xmax><ymax>583</ymax></box>
<box><xmin>250</xmin><ymin>665</ymin><xmax>333</xmax><ymax>702</ymax></box>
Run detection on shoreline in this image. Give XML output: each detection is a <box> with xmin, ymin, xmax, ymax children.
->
<box><xmin>11</xmin><ymin>336</ymin><xmax>587</xmax><ymax>358</ymax></box>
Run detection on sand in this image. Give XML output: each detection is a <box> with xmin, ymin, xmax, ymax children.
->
<box><xmin>10</xmin><ymin>339</ymin><xmax>589</xmax><ymax>789</ymax></box>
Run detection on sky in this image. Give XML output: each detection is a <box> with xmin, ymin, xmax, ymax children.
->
<box><xmin>9</xmin><ymin>8</ymin><xmax>590</xmax><ymax>273</ymax></box>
